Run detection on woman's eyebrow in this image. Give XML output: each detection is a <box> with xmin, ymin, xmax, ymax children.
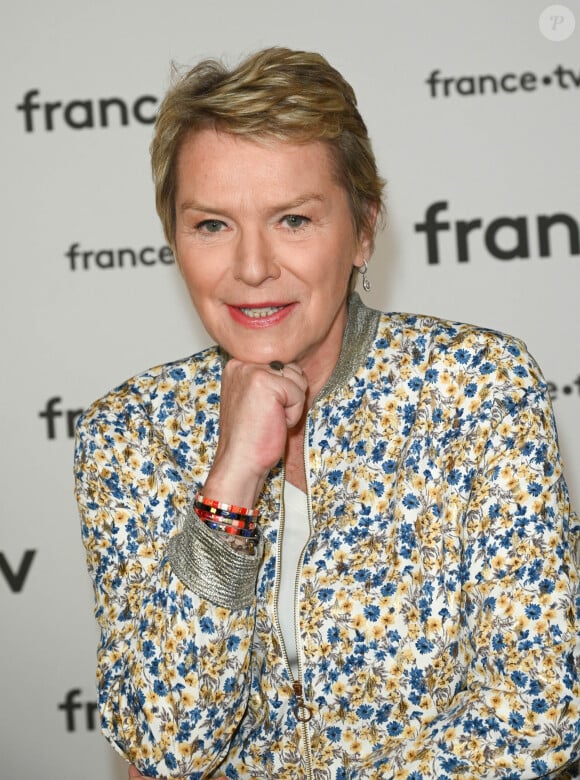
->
<box><xmin>179</xmin><ymin>193</ymin><xmax>326</xmax><ymax>216</ymax></box>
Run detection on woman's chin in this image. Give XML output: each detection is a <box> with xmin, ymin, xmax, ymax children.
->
<box><xmin>221</xmin><ymin>344</ymin><xmax>293</xmax><ymax>366</ymax></box>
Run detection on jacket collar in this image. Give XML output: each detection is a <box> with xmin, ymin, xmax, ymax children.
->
<box><xmin>313</xmin><ymin>293</ymin><xmax>381</xmax><ymax>404</ymax></box>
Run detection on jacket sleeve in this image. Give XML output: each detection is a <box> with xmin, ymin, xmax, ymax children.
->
<box><xmin>368</xmin><ymin>347</ymin><xmax>580</xmax><ymax>779</ymax></box>
<box><xmin>74</xmin><ymin>399</ymin><xmax>263</xmax><ymax>779</ymax></box>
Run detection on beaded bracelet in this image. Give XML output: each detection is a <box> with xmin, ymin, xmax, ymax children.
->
<box><xmin>195</xmin><ymin>511</ymin><xmax>257</xmax><ymax>539</ymax></box>
<box><xmin>194</xmin><ymin>508</ymin><xmax>257</xmax><ymax>532</ymax></box>
<box><xmin>193</xmin><ymin>492</ymin><xmax>260</xmax><ymax>542</ymax></box>
<box><xmin>194</xmin><ymin>503</ymin><xmax>257</xmax><ymax>527</ymax></box>
<box><xmin>195</xmin><ymin>493</ymin><xmax>260</xmax><ymax>518</ymax></box>
<box><xmin>193</xmin><ymin>502</ymin><xmax>255</xmax><ymax>524</ymax></box>
<box><xmin>202</xmin><ymin>519</ymin><xmax>257</xmax><ymax>538</ymax></box>
<box><xmin>194</xmin><ymin>507</ymin><xmax>256</xmax><ymax>538</ymax></box>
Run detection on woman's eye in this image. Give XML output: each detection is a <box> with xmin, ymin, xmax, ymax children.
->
<box><xmin>282</xmin><ymin>214</ymin><xmax>310</xmax><ymax>229</ymax></box>
<box><xmin>197</xmin><ymin>219</ymin><xmax>226</xmax><ymax>233</ymax></box>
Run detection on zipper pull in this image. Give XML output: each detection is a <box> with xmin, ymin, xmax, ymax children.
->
<box><xmin>292</xmin><ymin>681</ymin><xmax>313</xmax><ymax>723</ymax></box>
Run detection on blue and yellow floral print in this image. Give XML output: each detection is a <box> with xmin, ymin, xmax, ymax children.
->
<box><xmin>75</xmin><ymin>295</ymin><xmax>580</xmax><ymax>779</ymax></box>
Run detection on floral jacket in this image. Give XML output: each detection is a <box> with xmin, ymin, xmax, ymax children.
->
<box><xmin>74</xmin><ymin>295</ymin><xmax>580</xmax><ymax>780</ymax></box>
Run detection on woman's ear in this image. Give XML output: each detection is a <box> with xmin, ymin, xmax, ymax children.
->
<box><xmin>355</xmin><ymin>202</ymin><xmax>380</xmax><ymax>267</ymax></box>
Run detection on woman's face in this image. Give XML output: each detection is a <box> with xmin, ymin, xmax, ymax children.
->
<box><xmin>174</xmin><ymin>128</ymin><xmax>371</xmax><ymax>383</ymax></box>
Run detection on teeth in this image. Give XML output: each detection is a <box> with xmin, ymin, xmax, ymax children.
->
<box><xmin>239</xmin><ymin>306</ymin><xmax>284</xmax><ymax>319</ymax></box>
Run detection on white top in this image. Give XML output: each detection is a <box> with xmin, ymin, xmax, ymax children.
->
<box><xmin>277</xmin><ymin>481</ymin><xmax>310</xmax><ymax>676</ymax></box>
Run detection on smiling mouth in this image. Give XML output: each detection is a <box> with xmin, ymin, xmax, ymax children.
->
<box><xmin>238</xmin><ymin>305</ymin><xmax>285</xmax><ymax>319</ymax></box>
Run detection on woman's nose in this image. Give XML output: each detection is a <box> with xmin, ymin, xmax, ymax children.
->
<box><xmin>233</xmin><ymin>227</ymin><xmax>280</xmax><ymax>286</ymax></box>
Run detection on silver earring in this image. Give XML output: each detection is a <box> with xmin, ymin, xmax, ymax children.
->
<box><xmin>359</xmin><ymin>260</ymin><xmax>371</xmax><ymax>292</ymax></box>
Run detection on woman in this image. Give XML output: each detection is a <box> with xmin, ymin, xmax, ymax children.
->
<box><xmin>74</xmin><ymin>47</ymin><xmax>580</xmax><ymax>779</ymax></box>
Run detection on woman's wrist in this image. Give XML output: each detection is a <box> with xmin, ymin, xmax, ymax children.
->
<box><xmin>203</xmin><ymin>461</ymin><xmax>267</xmax><ymax>509</ymax></box>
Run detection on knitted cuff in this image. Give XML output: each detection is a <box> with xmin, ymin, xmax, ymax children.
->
<box><xmin>167</xmin><ymin>505</ymin><xmax>264</xmax><ymax>610</ymax></box>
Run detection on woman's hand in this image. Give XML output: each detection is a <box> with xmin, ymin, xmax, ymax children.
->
<box><xmin>203</xmin><ymin>359</ymin><xmax>308</xmax><ymax>506</ymax></box>
<box><xmin>128</xmin><ymin>766</ymin><xmax>226</xmax><ymax>780</ymax></box>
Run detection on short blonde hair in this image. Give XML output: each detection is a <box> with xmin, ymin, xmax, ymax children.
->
<box><xmin>151</xmin><ymin>47</ymin><xmax>385</xmax><ymax>259</ymax></box>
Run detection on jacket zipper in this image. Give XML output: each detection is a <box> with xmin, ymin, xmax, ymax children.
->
<box><xmin>271</xmin><ymin>425</ymin><xmax>316</xmax><ymax>780</ymax></box>
<box><xmin>293</xmin><ymin>441</ymin><xmax>315</xmax><ymax>780</ymax></box>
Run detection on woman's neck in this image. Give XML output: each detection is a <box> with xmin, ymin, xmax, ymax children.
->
<box><xmin>284</xmin><ymin>423</ymin><xmax>308</xmax><ymax>492</ymax></box>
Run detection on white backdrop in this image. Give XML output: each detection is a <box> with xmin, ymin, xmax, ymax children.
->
<box><xmin>1</xmin><ymin>2</ymin><xmax>579</xmax><ymax>778</ymax></box>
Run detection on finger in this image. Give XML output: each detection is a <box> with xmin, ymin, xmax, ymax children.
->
<box><xmin>280</xmin><ymin>383</ymin><xmax>308</xmax><ymax>429</ymax></box>
<box><xmin>281</xmin><ymin>362</ymin><xmax>306</xmax><ymax>381</ymax></box>
<box><xmin>264</xmin><ymin>363</ymin><xmax>308</xmax><ymax>428</ymax></box>
<box><xmin>270</xmin><ymin>362</ymin><xmax>308</xmax><ymax>393</ymax></box>
<box><xmin>128</xmin><ymin>766</ymin><xmax>145</xmax><ymax>779</ymax></box>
